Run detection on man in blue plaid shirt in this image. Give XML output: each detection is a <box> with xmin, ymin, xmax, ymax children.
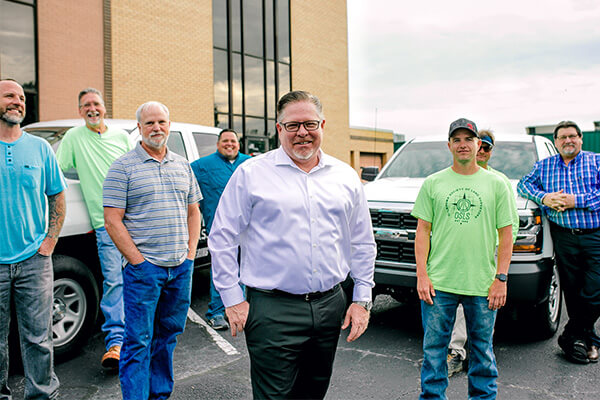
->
<box><xmin>518</xmin><ymin>120</ymin><xmax>600</xmax><ymax>365</ymax></box>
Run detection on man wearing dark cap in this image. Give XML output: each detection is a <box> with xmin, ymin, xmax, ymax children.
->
<box><xmin>447</xmin><ymin>129</ymin><xmax>519</xmax><ymax>377</ymax></box>
<box><xmin>518</xmin><ymin>120</ymin><xmax>600</xmax><ymax>364</ymax></box>
<box><xmin>412</xmin><ymin>118</ymin><xmax>514</xmax><ymax>399</ymax></box>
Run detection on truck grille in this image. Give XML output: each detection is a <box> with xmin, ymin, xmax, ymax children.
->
<box><xmin>370</xmin><ymin>210</ymin><xmax>418</xmax><ymax>230</ymax></box>
<box><xmin>377</xmin><ymin>240</ymin><xmax>416</xmax><ymax>263</ymax></box>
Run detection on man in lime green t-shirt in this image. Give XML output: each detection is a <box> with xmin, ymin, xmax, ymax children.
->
<box><xmin>56</xmin><ymin>88</ymin><xmax>132</xmax><ymax>370</ymax></box>
<box><xmin>412</xmin><ymin>118</ymin><xmax>514</xmax><ymax>399</ymax></box>
<box><xmin>446</xmin><ymin>129</ymin><xmax>519</xmax><ymax>377</ymax></box>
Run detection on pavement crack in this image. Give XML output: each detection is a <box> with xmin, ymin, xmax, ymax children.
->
<box><xmin>337</xmin><ymin>346</ymin><xmax>421</xmax><ymax>367</ymax></box>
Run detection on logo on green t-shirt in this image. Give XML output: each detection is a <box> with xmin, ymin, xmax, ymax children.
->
<box><xmin>444</xmin><ymin>188</ymin><xmax>483</xmax><ymax>225</ymax></box>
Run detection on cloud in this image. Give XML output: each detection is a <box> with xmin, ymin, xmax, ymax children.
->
<box><xmin>348</xmin><ymin>0</ymin><xmax>600</xmax><ymax>137</ymax></box>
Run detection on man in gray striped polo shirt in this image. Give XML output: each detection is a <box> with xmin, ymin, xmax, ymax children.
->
<box><xmin>103</xmin><ymin>101</ymin><xmax>201</xmax><ymax>400</ymax></box>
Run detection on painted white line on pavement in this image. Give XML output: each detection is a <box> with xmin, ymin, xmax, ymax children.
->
<box><xmin>187</xmin><ymin>308</ymin><xmax>240</xmax><ymax>355</ymax></box>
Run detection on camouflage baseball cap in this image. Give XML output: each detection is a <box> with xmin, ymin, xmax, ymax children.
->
<box><xmin>448</xmin><ymin>118</ymin><xmax>478</xmax><ymax>138</ymax></box>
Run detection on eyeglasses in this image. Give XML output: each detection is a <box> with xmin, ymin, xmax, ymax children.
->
<box><xmin>279</xmin><ymin>120</ymin><xmax>321</xmax><ymax>132</ymax></box>
<box><xmin>556</xmin><ymin>134</ymin><xmax>580</xmax><ymax>141</ymax></box>
<box><xmin>479</xmin><ymin>144</ymin><xmax>493</xmax><ymax>152</ymax></box>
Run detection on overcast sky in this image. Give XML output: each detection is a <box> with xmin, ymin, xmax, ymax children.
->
<box><xmin>347</xmin><ymin>0</ymin><xmax>600</xmax><ymax>139</ymax></box>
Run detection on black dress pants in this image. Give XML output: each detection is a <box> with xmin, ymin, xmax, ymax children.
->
<box><xmin>550</xmin><ymin>225</ymin><xmax>600</xmax><ymax>345</ymax></box>
<box><xmin>245</xmin><ymin>285</ymin><xmax>346</xmax><ymax>400</ymax></box>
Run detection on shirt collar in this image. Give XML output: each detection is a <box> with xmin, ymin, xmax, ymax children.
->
<box><xmin>216</xmin><ymin>150</ymin><xmax>240</xmax><ymax>162</ymax></box>
<box><xmin>0</xmin><ymin>129</ymin><xmax>25</xmax><ymax>145</ymax></box>
<box><xmin>559</xmin><ymin>150</ymin><xmax>583</xmax><ymax>167</ymax></box>
<box><xmin>274</xmin><ymin>147</ymin><xmax>329</xmax><ymax>172</ymax></box>
<box><xmin>134</xmin><ymin>141</ymin><xmax>174</xmax><ymax>163</ymax></box>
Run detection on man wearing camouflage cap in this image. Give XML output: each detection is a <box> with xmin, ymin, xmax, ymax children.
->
<box><xmin>412</xmin><ymin>118</ymin><xmax>514</xmax><ymax>399</ymax></box>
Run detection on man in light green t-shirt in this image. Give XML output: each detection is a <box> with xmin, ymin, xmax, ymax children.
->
<box><xmin>412</xmin><ymin>118</ymin><xmax>514</xmax><ymax>400</ymax></box>
<box><xmin>447</xmin><ymin>129</ymin><xmax>519</xmax><ymax>377</ymax></box>
<box><xmin>56</xmin><ymin>88</ymin><xmax>132</xmax><ymax>370</ymax></box>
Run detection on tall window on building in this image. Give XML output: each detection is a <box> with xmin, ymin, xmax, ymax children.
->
<box><xmin>213</xmin><ymin>0</ymin><xmax>291</xmax><ymax>154</ymax></box>
<box><xmin>0</xmin><ymin>0</ymin><xmax>38</xmax><ymax>125</ymax></box>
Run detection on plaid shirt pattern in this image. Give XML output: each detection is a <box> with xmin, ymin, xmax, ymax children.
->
<box><xmin>517</xmin><ymin>151</ymin><xmax>600</xmax><ymax>229</ymax></box>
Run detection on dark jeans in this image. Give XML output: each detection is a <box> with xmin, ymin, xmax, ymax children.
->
<box><xmin>550</xmin><ymin>225</ymin><xmax>600</xmax><ymax>346</ymax></box>
<box><xmin>119</xmin><ymin>259</ymin><xmax>193</xmax><ymax>400</ymax></box>
<box><xmin>0</xmin><ymin>252</ymin><xmax>59</xmax><ymax>399</ymax></box>
<box><xmin>245</xmin><ymin>285</ymin><xmax>346</xmax><ymax>400</ymax></box>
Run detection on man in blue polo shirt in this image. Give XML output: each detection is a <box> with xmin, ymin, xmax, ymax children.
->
<box><xmin>191</xmin><ymin>129</ymin><xmax>250</xmax><ymax>330</ymax></box>
<box><xmin>0</xmin><ymin>79</ymin><xmax>66</xmax><ymax>399</ymax></box>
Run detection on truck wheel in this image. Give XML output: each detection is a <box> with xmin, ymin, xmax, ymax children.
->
<box><xmin>52</xmin><ymin>255</ymin><xmax>99</xmax><ymax>359</ymax></box>
<box><xmin>529</xmin><ymin>263</ymin><xmax>562</xmax><ymax>339</ymax></box>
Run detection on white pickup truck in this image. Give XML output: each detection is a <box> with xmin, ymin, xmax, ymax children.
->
<box><xmin>363</xmin><ymin>134</ymin><xmax>563</xmax><ymax>339</ymax></box>
<box><xmin>17</xmin><ymin>119</ymin><xmax>220</xmax><ymax>358</ymax></box>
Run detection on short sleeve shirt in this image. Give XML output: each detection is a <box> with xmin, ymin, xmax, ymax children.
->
<box><xmin>1</xmin><ymin>131</ymin><xmax>67</xmax><ymax>263</ymax></box>
<box><xmin>56</xmin><ymin>124</ymin><xmax>132</xmax><ymax>229</ymax></box>
<box><xmin>411</xmin><ymin>167</ymin><xmax>513</xmax><ymax>296</ymax></box>
<box><xmin>103</xmin><ymin>143</ymin><xmax>202</xmax><ymax>266</ymax></box>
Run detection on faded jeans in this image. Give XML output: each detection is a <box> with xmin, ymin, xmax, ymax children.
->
<box><xmin>420</xmin><ymin>291</ymin><xmax>498</xmax><ymax>400</ymax></box>
<box><xmin>0</xmin><ymin>252</ymin><xmax>59</xmax><ymax>399</ymax></box>
<box><xmin>119</xmin><ymin>259</ymin><xmax>193</xmax><ymax>400</ymax></box>
<box><xmin>95</xmin><ymin>227</ymin><xmax>125</xmax><ymax>350</ymax></box>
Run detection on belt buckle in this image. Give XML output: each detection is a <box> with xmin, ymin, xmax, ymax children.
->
<box><xmin>305</xmin><ymin>293</ymin><xmax>310</xmax><ymax>301</ymax></box>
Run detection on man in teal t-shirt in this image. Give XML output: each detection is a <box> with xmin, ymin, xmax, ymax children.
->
<box><xmin>412</xmin><ymin>118</ymin><xmax>514</xmax><ymax>399</ymax></box>
<box><xmin>56</xmin><ymin>88</ymin><xmax>132</xmax><ymax>370</ymax></box>
<box><xmin>1</xmin><ymin>79</ymin><xmax>65</xmax><ymax>399</ymax></box>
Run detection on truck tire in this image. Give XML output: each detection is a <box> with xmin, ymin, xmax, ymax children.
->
<box><xmin>52</xmin><ymin>255</ymin><xmax>99</xmax><ymax>359</ymax></box>
<box><xmin>529</xmin><ymin>263</ymin><xmax>562</xmax><ymax>340</ymax></box>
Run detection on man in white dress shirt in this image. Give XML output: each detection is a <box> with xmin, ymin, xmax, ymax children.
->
<box><xmin>209</xmin><ymin>90</ymin><xmax>376</xmax><ymax>399</ymax></box>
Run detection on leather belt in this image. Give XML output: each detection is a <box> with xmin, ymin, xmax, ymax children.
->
<box><xmin>550</xmin><ymin>221</ymin><xmax>600</xmax><ymax>236</ymax></box>
<box><xmin>248</xmin><ymin>284</ymin><xmax>340</xmax><ymax>302</ymax></box>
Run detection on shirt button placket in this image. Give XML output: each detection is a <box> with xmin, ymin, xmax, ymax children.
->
<box><xmin>307</xmin><ymin>175</ymin><xmax>319</xmax><ymax>290</ymax></box>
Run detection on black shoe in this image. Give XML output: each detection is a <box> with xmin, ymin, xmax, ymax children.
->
<box><xmin>558</xmin><ymin>335</ymin><xmax>589</xmax><ymax>364</ymax></box>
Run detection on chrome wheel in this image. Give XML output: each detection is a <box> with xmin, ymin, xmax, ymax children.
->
<box><xmin>52</xmin><ymin>277</ymin><xmax>87</xmax><ymax>347</ymax></box>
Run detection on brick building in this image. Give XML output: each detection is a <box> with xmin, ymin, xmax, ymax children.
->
<box><xmin>0</xmin><ymin>0</ymin><xmax>393</xmax><ymax>170</ymax></box>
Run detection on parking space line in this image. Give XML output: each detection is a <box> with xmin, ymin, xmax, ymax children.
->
<box><xmin>187</xmin><ymin>308</ymin><xmax>240</xmax><ymax>355</ymax></box>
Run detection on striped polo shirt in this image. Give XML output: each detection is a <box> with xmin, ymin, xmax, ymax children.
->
<box><xmin>103</xmin><ymin>142</ymin><xmax>202</xmax><ymax>266</ymax></box>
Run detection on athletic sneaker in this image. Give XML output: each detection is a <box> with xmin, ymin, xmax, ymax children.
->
<box><xmin>208</xmin><ymin>314</ymin><xmax>230</xmax><ymax>331</ymax></box>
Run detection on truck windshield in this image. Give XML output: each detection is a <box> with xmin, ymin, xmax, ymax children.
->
<box><xmin>380</xmin><ymin>141</ymin><xmax>538</xmax><ymax>180</ymax></box>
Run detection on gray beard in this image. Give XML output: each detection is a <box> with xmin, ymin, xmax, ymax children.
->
<box><xmin>1</xmin><ymin>111</ymin><xmax>24</xmax><ymax>126</ymax></box>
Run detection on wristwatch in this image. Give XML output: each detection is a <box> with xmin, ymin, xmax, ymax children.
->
<box><xmin>353</xmin><ymin>301</ymin><xmax>373</xmax><ymax>311</ymax></box>
<box><xmin>495</xmin><ymin>273</ymin><xmax>508</xmax><ymax>282</ymax></box>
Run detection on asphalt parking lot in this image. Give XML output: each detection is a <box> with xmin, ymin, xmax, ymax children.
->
<box><xmin>8</xmin><ymin>269</ymin><xmax>600</xmax><ymax>399</ymax></box>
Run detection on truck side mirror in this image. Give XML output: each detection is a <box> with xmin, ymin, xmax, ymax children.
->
<box><xmin>361</xmin><ymin>166</ymin><xmax>379</xmax><ymax>182</ymax></box>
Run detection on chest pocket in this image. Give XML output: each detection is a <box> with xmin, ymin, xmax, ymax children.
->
<box><xmin>21</xmin><ymin>164</ymin><xmax>42</xmax><ymax>189</ymax></box>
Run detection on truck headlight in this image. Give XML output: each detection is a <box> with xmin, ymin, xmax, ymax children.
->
<box><xmin>513</xmin><ymin>210</ymin><xmax>543</xmax><ymax>253</ymax></box>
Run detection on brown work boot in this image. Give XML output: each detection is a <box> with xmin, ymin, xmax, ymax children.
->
<box><xmin>101</xmin><ymin>345</ymin><xmax>121</xmax><ymax>370</ymax></box>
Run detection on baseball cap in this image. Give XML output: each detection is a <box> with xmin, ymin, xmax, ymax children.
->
<box><xmin>480</xmin><ymin>135</ymin><xmax>494</xmax><ymax>147</ymax></box>
<box><xmin>448</xmin><ymin>118</ymin><xmax>478</xmax><ymax>139</ymax></box>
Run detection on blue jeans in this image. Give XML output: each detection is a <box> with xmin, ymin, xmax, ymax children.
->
<box><xmin>0</xmin><ymin>252</ymin><xmax>60</xmax><ymax>399</ymax></box>
<box><xmin>205</xmin><ymin>269</ymin><xmax>245</xmax><ymax>320</ymax></box>
<box><xmin>120</xmin><ymin>259</ymin><xmax>193</xmax><ymax>400</ymax></box>
<box><xmin>95</xmin><ymin>227</ymin><xmax>125</xmax><ymax>350</ymax></box>
<box><xmin>420</xmin><ymin>291</ymin><xmax>498</xmax><ymax>400</ymax></box>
